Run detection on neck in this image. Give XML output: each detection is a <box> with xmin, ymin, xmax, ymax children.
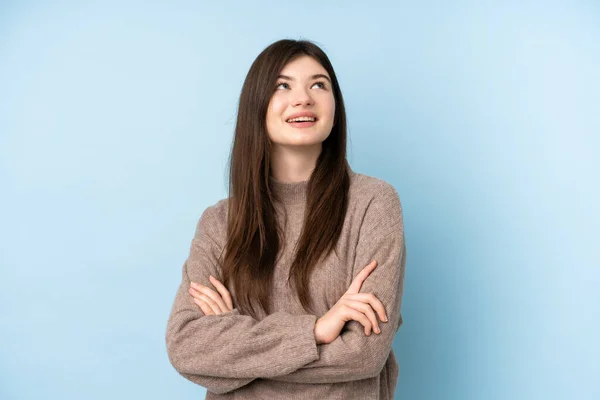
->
<box><xmin>269</xmin><ymin>143</ymin><xmax>322</xmax><ymax>183</ymax></box>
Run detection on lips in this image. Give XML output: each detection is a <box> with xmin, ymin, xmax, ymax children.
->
<box><xmin>285</xmin><ymin>111</ymin><xmax>318</xmax><ymax>122</ymax></box>
<box><xmin>286</xmin><ymin>119</ymin><xmax>317</xmax><ymax>128</ymax></box>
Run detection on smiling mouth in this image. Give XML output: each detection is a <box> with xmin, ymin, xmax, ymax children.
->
<box><xmin>286</xmin><ymin>117</ymin><xmax>318</xmax><ymax>123</ymax></box>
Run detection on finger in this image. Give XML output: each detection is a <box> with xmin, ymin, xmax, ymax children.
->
<box><xmin>208</xmin><ymin>276</ymin><xmax>234</xmax><ymax>311</ymax></box>
<box><xmin>344</xmin><ymin>299</ymin><xmax>381</xmax><ymax>334</ymax></box>
<box><xmin>346</xmin><ymin>260</ymin><xmax>377</xmax><ymax>294</ymax></box>
<box><xmin>189</xmin><ymin>287</ymin><xmax>225</xmax><ymax>314</ymax></box>
<box><xmin>190</xmin><ymin>283</ymin><xmax>230</xmax><ymax>314</ymax></box>
<box><xmin>196</xmin><ymin>291</ymin><xmax>225</xmax><ymax>315</ymax></box>
<box><xmin>343</xmin><ymin>305</ymin><xmax>373</xmax><ymax>336</ymax></box>
<box><xmin>193</xmin><ymin>298</ymin><xmax>215</xmax><ymax>315</ymax></box>
<box><xmin>346</xmin><ymin>292</ymin><xmax>388</xmax><ymax>323</ymax></box>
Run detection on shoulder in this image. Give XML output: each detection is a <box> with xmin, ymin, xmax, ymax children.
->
<box><xmin>194</xmin><ymin>197</ymin><xmax>230</xmax><ymax>247</ymax></box>
<box><xmin>349</xmin><ymin>170</ymin><xmax>402</xmax><ymax>210</ymax></box>
<box><xmin>348</xmin><ymin>170</ymin><xmax>403</xmax><ymax>233</ymax></box>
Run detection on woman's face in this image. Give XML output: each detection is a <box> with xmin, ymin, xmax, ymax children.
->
<box><xmin>266</xmin><ymin>55</ymin><xmax>335</xmax><ymax>150</ymax></box>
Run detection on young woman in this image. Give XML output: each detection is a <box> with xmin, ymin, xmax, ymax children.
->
<box><xmin>166</xmin><ymin>39</ymin><xmax>406</xmax><ymax>399</ymax></box>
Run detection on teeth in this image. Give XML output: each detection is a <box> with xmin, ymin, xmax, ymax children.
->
<box><xmin>287</xmin><ymin>116</ymin><xmax>316</xmax><ymax>122</ymax></box>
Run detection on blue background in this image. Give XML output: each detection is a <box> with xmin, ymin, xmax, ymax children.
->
<box><xmin>1</xmin><ymin>1</ymin><xmax>598</xmax><ymax>399</ymax></box>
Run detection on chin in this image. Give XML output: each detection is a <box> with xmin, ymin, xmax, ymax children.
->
<box><xmin>288</xmin><ymin>131</ymin><xmax>329</xmax><ymax>144</ymax></box>
<box><xmin>274</xmin><ymin>137</ymin><xmax>325</xmax><ymax>148</ymax></box>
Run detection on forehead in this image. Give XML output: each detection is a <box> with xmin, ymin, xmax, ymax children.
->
<box><xmin>280</xmin><ymin>55</ymin><xmax>329</xmax><ymax>78</ymax></box>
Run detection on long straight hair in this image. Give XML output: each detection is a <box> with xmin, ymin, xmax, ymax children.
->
<box><xmin>222</xmin><ymin>39</ymin><xmax>350</xmax><ymax>319</ymax></box>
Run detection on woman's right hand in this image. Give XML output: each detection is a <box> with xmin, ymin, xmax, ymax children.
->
<box><xmin>313</xmin><ymin>260</ymin><xmax>388</xmax><ymax>345</ymax></box>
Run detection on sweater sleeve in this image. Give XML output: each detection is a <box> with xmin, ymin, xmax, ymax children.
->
<box><xmin>267</xmin><ymin>183</ymin><xmax>407</xmax><ymax>384</ymax></box>
<box><xmin>165</xmin><ymin>203</ymin><xmax>319</xmax><ymax>394</ymax></box>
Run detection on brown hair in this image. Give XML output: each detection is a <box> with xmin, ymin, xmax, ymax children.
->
<box><xmin>222</xmin><ymin>39</ymin><xmax>350</xmax><ymax>319</ymax></box>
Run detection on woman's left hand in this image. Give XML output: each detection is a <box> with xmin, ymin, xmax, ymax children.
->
<box><xmin>189</xmin><ymin>275</ymin><xmax>234</xmax><ymax>315</ymax></box>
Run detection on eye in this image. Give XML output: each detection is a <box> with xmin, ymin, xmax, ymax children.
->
<box><xmin>275</xmin><ymin>81</ymin><xmax>328</xmax><ymax>90</ymax></box>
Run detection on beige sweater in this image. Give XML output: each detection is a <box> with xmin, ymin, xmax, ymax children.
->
<box><xmin>165</xmin><ymin>168</ymin><xmax>407</xmax><ymax>399</ymax></box>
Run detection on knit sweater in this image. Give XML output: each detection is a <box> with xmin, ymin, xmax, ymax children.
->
<box><xmin>165</xmin><ymin>168</ymin><xmax>407</xmax><ymax>399</ymax></box>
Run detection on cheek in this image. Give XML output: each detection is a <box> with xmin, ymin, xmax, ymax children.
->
<box><xmin>266</xmin><ymin>98</ymin><xmax>286</xmax><ymax>138</ymax></box>
<box><xmin>324</xmin><ymin>96</ymin><xmax>336</xmax><ymax>120</ymax></box>
<box><xmin>268</xmin><ymin>96</ymin><xmax>287</xmax><ymax>119</ymax></box>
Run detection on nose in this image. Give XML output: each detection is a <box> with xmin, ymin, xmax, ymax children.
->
<box><xmin>292</xmin><ymin>86</ymin><xmax>314</xmax><ymax>106</ymax></box>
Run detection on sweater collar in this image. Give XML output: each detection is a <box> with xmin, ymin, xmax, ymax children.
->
<box><xmin>269</xmin><ymin>175</ymin><xmax>309</xmax><ymax>205</ymax></box>
<box><xmin>269</xmin><ymin>167</ymin><xmax>356</xmax><ymax>205</ymax></box>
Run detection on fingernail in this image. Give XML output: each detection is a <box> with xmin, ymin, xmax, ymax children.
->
<box><xmin>209</xmin><ymin>275</ymin><xmax>214</xmax><ymax>280</ymax></box>
<box><xmin>383</xmin><ymin>316</ymin><xmax>388</xmax><ymax>322</ymax></box>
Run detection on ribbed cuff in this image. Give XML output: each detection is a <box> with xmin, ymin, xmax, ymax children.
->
<box><xmin>290</xmin><ymin>314</ymin><xmax>319</xmax><ymax>364</ymax></box>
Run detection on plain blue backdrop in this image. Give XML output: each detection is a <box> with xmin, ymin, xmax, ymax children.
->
<box><xmin>1</xmin><ymin>1</ymin><xmax>598</xmax><ymax>399</ymax></box>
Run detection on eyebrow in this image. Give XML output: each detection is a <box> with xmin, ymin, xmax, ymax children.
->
<box><xmin>277</xmin><ymin>74</ymin><xmax>331</xmax><ymax>83</ymax></box>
